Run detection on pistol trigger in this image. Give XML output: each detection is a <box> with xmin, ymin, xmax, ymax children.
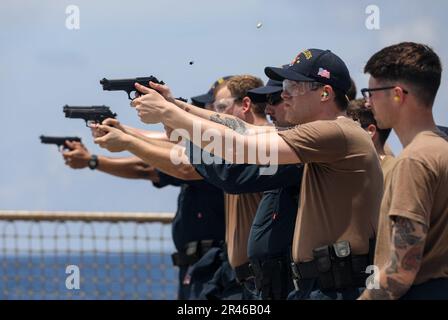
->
<box><xmin>127</xmin><ymin>91</ymin><xmax>133</xmax><ymax>100</ymax></box>
<box><xmin>132</xmin><ymin>90</ymin><xmax>143</xmax><ymax>100</ymax></box>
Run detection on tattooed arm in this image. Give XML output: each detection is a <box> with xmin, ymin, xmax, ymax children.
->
<box><xmin>358</xmin><ymin>216</ymin><xmax>428</xmax><ymax>300</ymax></box>
<box><xmin>131</xmin><ymin>85</ymin><xmax>300</xmax><ymax>164</ymax></box>
<box><xmin>173</xmin><ymin>99</ymin><xmax>275</xmax><ymax>135</ymax></box>
<box><xmin>209</xmin><ymin>113</ymin><xmax>250</xmax><ymax>134</ymax></box>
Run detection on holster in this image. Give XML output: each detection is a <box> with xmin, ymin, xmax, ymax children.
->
<box><xmin>291</xmin><ymin>240</ymin><xmax>371</xmax><ymax>291</ymax></box>
<box><xmin>249</xmin><ymin>256</ymin><xmax>292</xmax><ymax>300</ymax></box>
<box><xmin>314</xmin><ymin>245</ymin><xmax>336</xmax><ymax>290</ymax></box>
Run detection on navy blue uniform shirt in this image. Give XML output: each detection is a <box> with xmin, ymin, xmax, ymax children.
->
<box><xmin>187</xmin><ymin>141</ymin><xmax>303</xmax><ymax>261</ymax></box>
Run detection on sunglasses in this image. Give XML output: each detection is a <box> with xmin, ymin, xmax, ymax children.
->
<box><xmin>213</xmin><ymin>97</ymin><xmax>238</xmax><ymax>113</ymax></box>
<box><xmin>266</xmin><ymin>93</ymin><xmax>283</xmax><ymax>105</ymax></box>
<box><xmin>282</xmin><ymin>80</ymin><xmax>323</xmax><ymax>97</ymax></box>
<box><xmin>361</xmin><ymin>86</ymin><xmax>409</xmax><ymax>99</ymax></box>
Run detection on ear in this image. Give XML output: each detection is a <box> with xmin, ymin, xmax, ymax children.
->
<box><xmin>366</xmin><ymin>124</ymin><xmax>377</xmax><ymax>138</ymax></box>
<box><xmin>321</xmin><ymin>85</ymin><xmax>332</xmax><ymax>102</ymax></box>
<box><xmin>241</xmin><ymin>96</ymin><xmax>252</xmax><ymax>113</ymax></box>
<box><xmin>393</xmin><ymin>86</ymin><xmax>406</xmax><ymax>104</ymax></box>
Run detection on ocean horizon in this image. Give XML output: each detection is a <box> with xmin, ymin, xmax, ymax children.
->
<box><xmin>0</xmin><ymin>252</ymin><xmax>177</xmax><ymax>300</ymax></box>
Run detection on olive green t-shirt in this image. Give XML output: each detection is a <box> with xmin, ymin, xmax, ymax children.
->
<box><xmin>380</xmin><ymin>155</ymin><xmax>397</xmax><ymax>184</ymax></box>
<box><xmin>225</xmin><ymin>192</ymin><xmax>262</xmax><ymax>268</ymax></box>
<box><xmin>373</xmin><ymin>155</ymin><xmax>398</xmax><ymax>265</ymax></box>
<box><xmin>278</xmin><ymin>117</ymin><xmax>383</xmax><ymax>262</ymax></box>
<box><xmin>374</xmin><ymin>130</ymin><xmax>448</xmax><ymax>284</ymax></box>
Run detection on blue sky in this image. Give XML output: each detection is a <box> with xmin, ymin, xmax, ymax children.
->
<box><xmin>1</xmin><ymin>0</ymin><xmax>447</xmax><ymax>213</ymax></box>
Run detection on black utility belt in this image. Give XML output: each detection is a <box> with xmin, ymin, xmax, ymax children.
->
<box><xmin>235</xmin><ymin>256</ymin><xmax>291</xmax><ymax>285</ymax></box>
<box><xmin>234</xmin><ymin>262</ymin><xmax>254</xmax><ymax>283</ymax></box>
<box><xmin>291</xmin><ymin>240</ymin><xmax>370</xmax><ymax>291</ymax></box>
<box><xmin>171</xmin><ymin>239</ymin><xmax>220</xmax><ymax>267</ymax></box>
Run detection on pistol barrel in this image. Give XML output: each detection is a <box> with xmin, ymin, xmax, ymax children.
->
<box><xmin>100</xmin><ymin>76</ymin><xmax>164</xmax><ymax>99</ymax></box>
<box><xmin>40</xmin><ymin>135</ymin><xmax>81</xmax><ymax>148</ymax></box>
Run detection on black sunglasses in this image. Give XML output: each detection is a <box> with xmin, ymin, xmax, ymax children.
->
<box><xmin>266</xmin><ymin>93</ymin><xmax>283</xmax><ymax>105</ymax></box>
<box><xmin>361</xmin><ymin>86</ymin><xmax>409</xmax><ymax>99</ymax></box>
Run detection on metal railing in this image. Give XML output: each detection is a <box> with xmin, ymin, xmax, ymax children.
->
<box><xmin>0</xmin><ymin>210</ymin><xmax>177</xmax><ymax>300</ymax></box>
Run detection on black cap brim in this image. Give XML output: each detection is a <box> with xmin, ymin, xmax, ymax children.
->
<box><xmin>265</xmin><ymin>66</ymin><xmax>314</xmax><ymax>82</ymax></box>
<box><xmin>248</xmin><ymin>85</ymin><xmax>282</xmax><ymax>96</ymax></box>
<box><xmin>190</xmin><ymin>93</ymin><xmax>213</xmax><ymax>107</ymax></box>
<box><xmin>247</xmin><ymin>86</ymin><xmax>282</xmax><ymax>103</ymax></box>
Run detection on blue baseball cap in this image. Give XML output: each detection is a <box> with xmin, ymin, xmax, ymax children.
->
<box><xmin>265</xmin><ymin>49</ymin><xmax>351</xmax><ymax>94</ymax></box>
<box><xmin>247</xmin><ymin>65</ymin><xmax>289</xmax><ymax>103</ymax></box>
<box><xmin>247</xmin><ymin>79</ymin><xmax>282</xmax><ymax>104</ymax></box>
<box><xmin>191</xmin><ymin>76</ymin><xmax>233</xmax><ymax>107</ymax></box>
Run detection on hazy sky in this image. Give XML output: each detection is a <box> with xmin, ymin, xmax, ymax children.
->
<box><xmin>1</xmin><ymin>0</ymin><xmax>447</xmax><ymax>213</ymax></box>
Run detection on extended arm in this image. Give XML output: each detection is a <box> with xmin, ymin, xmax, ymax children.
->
<box><xmin>122</xmin><ymin>125</ymin><xmax>170</xmax><ymax>141</ymax></box>
<box><xmin>95</xmin><ymin>156</ymin><xmax>160</xmax><ymax>181</ymax></box>
<box><xmin>100</xmin><ymin>118</ymin><xmax>178</xmax><ymax>149</ymax></box>
<box><xmin>188</xmin><ymin>141</ymin><xmax>303</xmax><ymax>193</ymax></box>
<box><xmin>173</xmin><ymin>99</ymin><xmax>275</xmax><ymax>135</ymax></box>
<box><xmin>93</xmin><ymin>126</ymin><xmax>203</xmax><ymax>181</ymax></box>
<box><xmin>125</xmin><ymin>135</ymin><xmax>203</xmax><ymax>181</ymax></box>
<box><xmin>62</xmin><ymin>141</ymin><xmax>160</xmax><ymax>181</ymax></box>
<box><xmin>130</xmin><ymin>86</ymin><xmax>300</xmax><ymax>165</ymax></box>
<box><xmin>144</xmin><ymin>82</ymin><xmax>276</xmax><ymax>135</ymax></box>
<box><xmin>162</xmin><ymin>103</ymin><xmax>299</xmax><ymax>165</ymax></box>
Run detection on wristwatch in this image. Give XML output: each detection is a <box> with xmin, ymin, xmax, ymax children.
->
<box><xmin>88</xmin><ymin>154</ymin><xmax>99</xmax><ymax>170</ymax></box>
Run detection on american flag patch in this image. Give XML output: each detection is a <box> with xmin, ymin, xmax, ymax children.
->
<box><xmin>317</xmin><ymin>68</ymin><xmax>331</xmax><ymax>79</ymax></box>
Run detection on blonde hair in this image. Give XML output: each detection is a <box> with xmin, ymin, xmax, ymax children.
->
<box><xmin>220</xmin><ymin>75</ymin><xmax>266</xmax><ymax>115</ymax></box>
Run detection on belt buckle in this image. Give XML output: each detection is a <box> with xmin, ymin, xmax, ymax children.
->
<box><xmin>185</xmin><ymin>241</ymin><xmax>198</xmax><ymax>257</ymax></box>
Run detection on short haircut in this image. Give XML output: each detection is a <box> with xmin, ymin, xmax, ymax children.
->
<box><xmin>347</xmin><ymin>99</ymin><xmax>392</xmax><ymax>146</ymax></box>
<box><xmin>212</xmin><ymin>79</ymin><xmax>230</xmax><ymax>99</ymax></box>
<box><xmin>226</xmin><ymin>75</ymin><xmax>266</xmax><ymax>116</ymax></box>
<box><xmin>347</xmin><ymin>78</ymin><xmax>357</xmax><ymax>101</ymax></box>
<box><xmin>364</xmin><ymin>42</ymin><xmax>442</xmax><ymax>107</ymax></box>
<box><xmin>334</xmin><ymin>88</ymin><xmax>349</xmax><ymax>111</ymax></box>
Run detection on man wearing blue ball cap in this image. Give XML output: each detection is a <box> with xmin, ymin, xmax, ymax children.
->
<box><xmin>106</xmin><ymin>48</ymin><xmax>385</xmax><ymax>300</ymax></box>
